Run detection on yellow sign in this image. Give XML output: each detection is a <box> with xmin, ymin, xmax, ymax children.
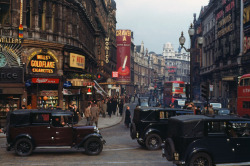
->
<box><xmin>70</xmin><ymin>53</ymin><xmax>85</xmax><ymax>69</ymax></box>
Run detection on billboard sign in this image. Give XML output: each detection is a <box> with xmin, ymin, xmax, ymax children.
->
<box><xmin>116</xmin><ymin>29</ymin><xmax>131</xmax><ymax>84</ymax></box>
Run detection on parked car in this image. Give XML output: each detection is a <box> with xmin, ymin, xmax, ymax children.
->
<box><xmin>162</xmin><ymin>115</ymin><xmax>250</xmax><ymax>166</ymax></box>
<box><xmin>6</xmin><ymin>109</ymin><xmax>105</xmax><ymax>156</ymax></box>
<box><xmin>130</xmin><ymin>107</ymin><xmax>193</xmax><ymax>150</ymax></box>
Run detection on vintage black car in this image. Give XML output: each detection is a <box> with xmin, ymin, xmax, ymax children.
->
<box><xmin>130</xmin><ymin>107</ymin><xmax>193</xmax><ymax>150</ymax></box>
<box><xmin>6</xmin><ymin>109</ymin><xmax>105</xmax><ymax>156</ymax></box>
<box><xmin>162</xmin><ymin>115</ymin><xmax>250</xmax><ymax>166</ymax></box>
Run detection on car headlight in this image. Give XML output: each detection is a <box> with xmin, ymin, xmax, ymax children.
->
<box><xmin>94</xmin><ymin>126</ymin><xmax>100</xmax><ymax>134</ymax></box>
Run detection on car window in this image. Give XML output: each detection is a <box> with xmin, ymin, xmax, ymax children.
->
<box><xmin>228</xmin><ymin>121</ymin><xmax>250</xmax><ymax>137</ymax></box>
<box><xmin>52</xmin><ymin>115</ymin><xmax>73</xmax><ymax>127</ymax></box>
<box><xmin>207</xmin><ymin>121</ymin><xmax>227</xmax><ymax>135</ymax></box>
<box><xmin>32</xmin><ymin>113</ymin><xmax>50</xmax><ymax>124</ymax></box>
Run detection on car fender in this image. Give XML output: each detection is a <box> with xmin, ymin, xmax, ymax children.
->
<box><xmin>144</xmin><ymin>128</ymin><xmax>161</xmax><ymax>140</ymax></box>
<box><xmin>13</xmin><ymin>134</ymin><xmax>35</xmax><ymax>147</ymax></box>
<box><xmin>185</xmin><ymin>147</ymin><xmax>213</xmax><ymax>164</ymax></box>
<box><xmin>77</xmin><ymin>133</ymin><xmax>103</xmax><ymax>147</ymax></box>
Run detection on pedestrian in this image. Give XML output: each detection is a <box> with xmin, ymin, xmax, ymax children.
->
<box><xmin>118</xmin><ymin>100</ymin><xmax>124</xmax><ymax>116</ymax></box>
<box><xmin>208</xmin><ymin>104</ymin><xmax>214</xmax><ymax>115</ymax></box>
<box><xmin>107</xmin><ymin>99</ymin><xmax>112</xmax><ymax>118</ymax></box>
<box><xmin>71</xmin><ymin>104</ymin><xmax>80</xmax><ymax>124</ymax></box>
<box><xmin>84</xmin><ymin>102</ymin><xmax>92</xmax><ymax>126</ymax></box>
<box><xmin>21</xmin><ymin>105</ymin><xmax>26</xmax><ymax>109</ymax></box>
<box><xmin>90</xmin><ymin>102</ymin><xmax>99</xmax><ymax>127</ymax></box>
<box><xmin>27</xmin><ymin>104</ymin><xmax>32</xmax><ymax>109</ymax></box>
<box><xmin>112</xmin><ymin>97</ymin><xmax>118</xmax><ymax>115</ymax></box>
<box><xmin>100</xmin><ymin>99</ymin><xmax>107</xmax><ymax>117</ymax></box>
<box><xmin>3</xmin><ymin>107</ymin><xmax>12</xmax><ymax>136</ymax></box>
<box><xmin>195</xmin><ymin>106</ymin><xmax>201</xmax><ymax>115</ymax></box>
<box><xmin>124</xmin><ymin>106</ymin><xmax>131</xmax><ymax>128</ymax></box>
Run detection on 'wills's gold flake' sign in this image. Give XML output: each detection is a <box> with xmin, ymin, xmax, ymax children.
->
<box><xmin>29</xmin><ymin>54</ymin><xmax>57</xmax><ymax>74</ymax></box>
<box><xmin>70</xmin><ymin>53</ymin><xmax>85</xmax><ymax>69</ymax></box>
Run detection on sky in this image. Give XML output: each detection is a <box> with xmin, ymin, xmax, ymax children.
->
<box><xmin>115</xmin><ymin>0</ymin><xmax>209</xmax><ymax>54</ymax></box>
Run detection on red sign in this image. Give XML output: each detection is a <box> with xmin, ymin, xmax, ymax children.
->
<box><xmin>112</xmin><ymin>71</ymin><xmax>119</xmax><ymax>78</ymax></box>
<box><xmin>32</xmin><ymin>78</ymin><xmax>59</xmax><ymax>84</ymax></box>
<box><xmin>116</xmin><ymin>29</ymin><xmax>131</xmax><ymax>83</ymax></box>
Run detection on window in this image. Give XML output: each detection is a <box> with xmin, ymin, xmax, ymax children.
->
<box><xmin>32</xmin><ymin>113</ymin><xmax>50</xmax><ymax>124</ymax></box>
<box><xmin>243</xmin><ymin>101</ymin><xmax>250</xmax><ymax>109</ymax></box>
<box><xmin>207</xmin><ymin>121</ymin><xmax>226</xmax><ymax>134</ymax></box>
<box><xmin>228</xmin><ymin>121</ymin><xmax>250</xmax><ymax>137</ymax></box>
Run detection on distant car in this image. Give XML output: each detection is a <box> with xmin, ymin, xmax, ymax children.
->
<box><xmin>6</xmin><ymin>109</ymin><xmax>105</xmax><ymax>156</ymax></box>
<box><xmin>214</xmin><ymin>108</ymin><xmax>230</xmax><ymax>115</ymax></box>
<box><xmin>139</xmin><ymin>97</ymin><xmax>150</xmax><ymax>107</ymax></box>
<box><xmin>210</xmin><ymin>102</ymin><xmax>222</xmax><ymax>109</ymax></box>
<box><xmin>162</xmin><ymin>115</ymin><xmax>250</xmax><ymax>166</ymax></box>
<box><xmin>130</xmin><ymin>107</ymin><xmax>193</xmax><ymax>150</ymax></box>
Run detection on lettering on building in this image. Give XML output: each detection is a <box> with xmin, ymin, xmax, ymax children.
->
<box><xmin>105</xmin><ymin>37</ymin><xmax>110</xmax><ymax>63</ymax></box>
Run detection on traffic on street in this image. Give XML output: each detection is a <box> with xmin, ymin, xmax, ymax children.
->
<box><xmin>1</xmin><ymin>0</ymin><xmax>250</xmax><ymax>166</ymax></box>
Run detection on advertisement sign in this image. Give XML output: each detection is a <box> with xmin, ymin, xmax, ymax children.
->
<box><xmin>70</xmin><ymin>53</ymin><xmax>85</xmax><ymax>69</ymax></box>
<box><xmin>116</xmin><ymin>29</ymin><xmax>131</xmax><ymax>84</ymax></box>
<box><xmin>215</xmin><ymin>0</ymin><xmax>235</xmax><ymax>39</ymax></box>
<box><xmin>28</xmin><ymin>51</ymin><xmax>57</xmax><ymax>74</ymax></box>
<box><xmin>112</xmin><ymin>71</ymin><xmax>118</xmax><ymax>78</ymax></box>
<box><xmin>243</xmin><ymin>1</ymin><xmax>250</xmax><ymax>54</ymax></box>
<box><xmin>32</xmin><ymin>78</ymin><xmax>59</xmax><ymax>84</ymax></box>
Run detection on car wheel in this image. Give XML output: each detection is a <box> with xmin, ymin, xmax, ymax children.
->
<box><xmin>137</xmin><ymin>140</ymin><xmax>145</xmax><ymax>147</ymax></box>
<box><xmin>15</xmin><ymin>138</ymin><xmax>33</xmax><ymax>156</ymax></box>
<box><xmin>130</xmin><ymin>123</ymin><xmax>136</xmax><ymax>139</ymax></box>
<box><xmin>145</xmin><ymin>133</ymin><xmax>162</xmax><ymax>150</ymax></box>
<box><xmin>189</xmin><ymin>152</ymin><xmax>213</xmax><ymax>166</ymax></box>
<box><xmin>164</xmin><ymin>138</ymin><xmax>175</xmax><ymax>161</ymax></box>
<box><xmin>84</xmin><ymin>137</ymin><xmax>103</xmax><ymax>155</ymax></box>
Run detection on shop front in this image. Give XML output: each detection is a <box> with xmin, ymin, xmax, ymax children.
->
<box><xmin>0</xmin><ymin>40</ymin><xmax>24</xmax><ymax>127</ymax></box>
<box><xmin>26</xmin><ymin>49</ymin><xmax>62</xmax><ymax>109</ymax></box>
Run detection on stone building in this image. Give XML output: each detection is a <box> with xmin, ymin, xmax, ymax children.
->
<box><xmin>162</xmin><ymin>42</ymin><xmax>190</xmax><ymax>83</ymax></box>
<box><xmin>0</xmin><ymin>0</ymin><xmax>116</xmax><ymax>112</ymax></box>
<box><xmin>198</xmin><ymin>0</ymin><xmax>242</xmax><ymax>109</ymax></box>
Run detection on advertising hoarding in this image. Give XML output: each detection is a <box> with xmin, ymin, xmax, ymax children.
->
<box><xmin>116</xmin><ymin>29</ymin><xmax>131</xmax><ymax>84</ymax></box>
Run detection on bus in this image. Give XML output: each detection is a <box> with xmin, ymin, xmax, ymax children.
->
<box><xmin>163</xmin><ymin>81</ymin><xmax>186</xmax><ymax>107</ymax></box>
<box><xmin>237</xmin><ymin>74</ymin><xmax>250</xmax><ymax>116</ymax></box>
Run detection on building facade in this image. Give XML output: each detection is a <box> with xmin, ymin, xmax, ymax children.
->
<box><xmin>0</xmin><ymin>0</ymin><xmax>116</xmax><ymax>113</ymax></box>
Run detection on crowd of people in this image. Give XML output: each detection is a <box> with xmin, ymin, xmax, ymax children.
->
<box><xmin>82</xmin><ymin>96</ymin><xmax>125</xmax><ymax>127</ymax></box>
<box><xmin>182</xmin><ymin>101</ymin><xmax>215</xmax><ymax>115</ymax></box>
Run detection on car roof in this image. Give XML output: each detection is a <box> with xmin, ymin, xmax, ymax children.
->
<box><xmin>170</xmin><ymin>115</ymin><xmax>250</xmax><ymax>122</ymax></box>
<box><xmin>11</xmin><ymin>109</ymin><xmax>73</xmax><ymax>116</ymax></box>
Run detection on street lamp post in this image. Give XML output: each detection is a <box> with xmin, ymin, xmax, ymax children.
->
<box><xmin>179</xmin><ymin>24</ymin><xmax>203</xmax><ymax>102</ymax></box>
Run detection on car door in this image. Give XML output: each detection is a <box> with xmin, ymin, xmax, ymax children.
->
<box><xmin>30</xmin><ymin>113</ymin><xmax>54</xmax><ymax>146</ymax></box>
<box><xmin>205</xmin><ymin>121</ymin><xmax>236</xmax><ymax>163</ymax></box>
<box><xmin>229</xmin><ymin>121</ymin><xmax>250</xmax><ymax>163</ymax></box>
<box><xmin>50</xmin><ymin>115</ymin><xmax>73</xmax><ymax>146</ymax></box>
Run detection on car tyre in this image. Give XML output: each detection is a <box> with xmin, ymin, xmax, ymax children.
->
<box><xmin>164</xmin><ymin>138</ymin><xmax>175</xmax><ymax>161</ymax></box>
<box><xmin>145</xmin><ymin>133</ymin><xmax>162</xmax><ymax>150</ymax></box>
<box><xmin>84</xmin><ymin>137</ymin><xmax>103</xmax><ymax>155</ymax></box>
<box><xmin>189</xmin><ymin>152</ymin><xmax>213</xmax><ymax>166</ymax></box>
<box><xmin>15</xmin><ymin>138</ymin><xmax>33</xmax><ymax>156</ymax></box>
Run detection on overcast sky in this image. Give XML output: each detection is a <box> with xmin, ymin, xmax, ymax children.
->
<box><xmin>115</xmin><ymin>0</ymin><xmax>209</xmax><ymax>54</ymax></box>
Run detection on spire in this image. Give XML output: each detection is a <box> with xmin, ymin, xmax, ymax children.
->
<box><xmin>140</xmin><ymin>41</ymin><xmax>144</xmax><ymax>54</ymax></box>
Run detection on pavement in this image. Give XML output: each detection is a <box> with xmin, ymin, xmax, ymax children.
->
<box><xmin>0</xmin><ymin>112</ymin><xmax>123</xmax><ymax>138</ymax></box>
